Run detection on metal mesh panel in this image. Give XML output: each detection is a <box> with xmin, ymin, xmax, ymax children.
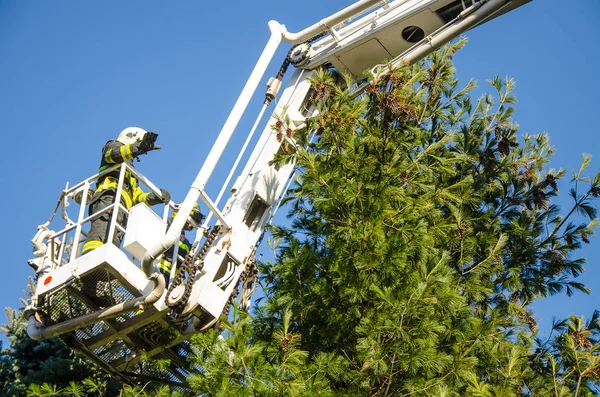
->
<box><xmin>40</xmin><ymin>263</ymin><xmax>147</xmax><ymax>348</ymax></box>
<box><xmin>79</xmin><ymin>267</ymin><xmax>136</xmax><ymax>306</ymax></box>
<box><xmin>37</xmin><ymin>263</ymin><xmax>202</xmax><ymax>392</ymax></box>
<box><xmin>112</xmin><ymin>340</ymin><xmax>196</xmax><ymax>390</ymax></box>
<box><xmin>160</xmin><ymin>347</ymin><xmax>191</xmax><ymax>377</ymax></box>
<box><xmin>85</xmin><ymin>323</ymin><xmax>197</xmax><ymax>392</ymax></box>
<box><xmin>45</xmin><ymin>287</ymin><xmax>91</xmax><ymax>323</ymax></box>
<box><xmin>114</xmin><ymin>310</ymin><xmax>136</xmax><ymax>323</ymax></box>
<box><xmin>94</xmin><ymin>338</ymin><xmax>132</xmax><ymax>364</ymax></box>
<box><xmin>75</xmin><ymin>321</ymin><xmax>110</xmax><ymax>341</ymax></box>
<box><xmin>42</xmin><ymin>265</ymin><xmax>139</xmax><ymax>324</ymax></box>
<box><xmin>106</xmin><ymin>276</ymin><xmax>136</xmax><ymax>305</ymax></box>
<box><xmin>129</xmin><ymin>360</ymin><xmax>182</xmax><ymax>384</ymax></box>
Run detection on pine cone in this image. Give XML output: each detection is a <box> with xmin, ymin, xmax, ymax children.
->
<box><xmin>498</xmin><ymin>139</ymin><xmax>510</xmax><ymax>156</ymax></box>
<box><xmin>573</xmin><ymin>330</ymin><xmax>593</xmax><ymax>349</ymax></box>
<box><xmin>315</xmin><ymin>82</ymin><xmax>331</xmax><ymax>100</ymax></box>
<box><xmin>282</xmin><ymin>333</ymin><xmax>294</xmax><ymax>352</ymax></box>
<box><xmin>582</xmin><ymin>232</ymin><xmax>590</xmax><ymax>244</ymax></box>
<box><xmin>545</xmin><ymin>174</ymin><xmax>558</xmax><ymax>191</ymax></box>
<box><xmin>526</xmin><ymin>315</ymin><xmax>537</xmax><ymax>332</ymax></box>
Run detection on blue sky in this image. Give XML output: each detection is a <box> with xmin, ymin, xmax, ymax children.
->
<box><xmin>1</xmin><ymin>0</ymin><xmax>598</xmax><ymax>346</ymax></box>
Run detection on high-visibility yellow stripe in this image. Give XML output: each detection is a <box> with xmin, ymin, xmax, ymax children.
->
<box><xmin>82</xmin><ymin>240</ymin><xmax>104</xmax><ymax>254</ymax></box>
<box><xmin>119</xmin><ymin>145</ymin><xmax>134</xmax><ymax>161</ymax></box>
<box><xmin>119</xmin><ymin>145</ymin><xmax>127</xmax><ymax>160</ymax></box>
<box><xmin>100</xmin><ymin>178</ymin><xmax>115</xmax><ymax>190</ymax></box>
<box><xmin>121</xmin><ymin>191</ymin><xmax>133</xmax><ymax>208</ymax></box>
<box><xmin>95</xmin><ymin>177</ymin><xmax>134</xmax><ymax>208</ymax></box>
<box><xmin>158</xmin><ymin>259</ymin><xmax>172</xmax><ymax>272</ymax></box>
<box><xmin>179</xmin><ymin>241</ymin><xmax>189</xmax><ymax>252</ymax></box>
<box><xmin>104</xmin><ymin>149</ymin><xmax>114</xmax><ymax>163</ymax></box>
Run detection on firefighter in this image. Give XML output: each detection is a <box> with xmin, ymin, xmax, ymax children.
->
<box><xmin>81</xmin><ymin>127</ymin><xmax>171</xmax><ymax>307</ymax></box>
<box><xmin>158</xmin><ymin>203</ymin><xmax>205</xmax><ymax>287</ymax></box>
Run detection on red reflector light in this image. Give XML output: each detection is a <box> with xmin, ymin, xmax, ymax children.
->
<box><xmin>43</xmin><ymin>276</ymin><xmax>53</xmax><ymax>286</ymax></box>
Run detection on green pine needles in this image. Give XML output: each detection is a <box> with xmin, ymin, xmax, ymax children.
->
<box><xmin>193</xmin><ymin>40</ymin><xmax>600</xmax><ymax>396</ymax></box>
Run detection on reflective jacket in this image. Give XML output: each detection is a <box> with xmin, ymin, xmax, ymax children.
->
<box><xmin>159</xmin><ymin>229</ymin><xmax>192</xmax><ymax>273</ymax></box>
<box><xmin>94</xmin><ymin>140</ymin><xmax>154</xmax><ymax>209</ymax></box>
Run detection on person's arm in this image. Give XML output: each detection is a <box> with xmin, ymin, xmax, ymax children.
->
<box><xmin>102</xmin><ymin>140</ymin><xmax>142</xmax><ymax>164</ymax></box>
<box><xmin>131</xmin><ymin>181</ymin><xmax>171</xmax><ymax>206</ymax></box>
<box><xmin>103</xmin><ymin>133</ymin><xmax>160</xmax><ymax>164</ymax></box>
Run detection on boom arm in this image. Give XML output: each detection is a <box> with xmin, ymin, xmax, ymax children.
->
<box><xmin>163</xmin><ymin>0</ymin><xmax>535</xmax><ymax>270</ymax></box>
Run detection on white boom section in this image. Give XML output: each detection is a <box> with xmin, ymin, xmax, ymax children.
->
<box><xmin>24</xmin><ymin>0</ymin><xmax>532</xmax><ymax>389</ymax></box>
<box><xmin>298</xmin><ymin>0</ymin><xmax>531</xmax><ymax>79</ymax></box>
<box><xmin>139</xmin><ymin>20</ymin><xmax>284</xmax><ymax>279</ymax></box>
<box><xmin>186</xmin><ymin>68</ymin><xmax>315</xmax><ymax>318</ymax></box>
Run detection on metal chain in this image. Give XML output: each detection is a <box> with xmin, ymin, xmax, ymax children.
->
<box><xmin>219</xmin><ymin>244</ymin><xmax>259</xmax><ymax>321</ymax></box>
<box><xmin>276</xmin><ymin>32</ymin><xmax>327</xmax><ymax>80</ymax></box>
<box><xmin>178</xmin><ymin>225</ymin><xmax>221</xmax><ymax>312</ymax></box>
<box><xmin>239</xmin><ymin>249</ymin><xmax>259</xmax><ymax>312</ymax></box>
<box><xmin>166</xmin><ymin>226</ymin><xmax>221</xmax><ymax>313</ymax></box>
<box><xmin>165</xmin><ymin>247</ymin><xmax>195</xmax><ymax>310</ymax></box>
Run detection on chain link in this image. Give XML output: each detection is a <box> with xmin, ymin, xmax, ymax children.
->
<box><xmin>239</xmin><ymin>246</ymin><xmax>259</xmax><ymax>312</ymax></box>
<box><xmin>218</xmin><ymin>244</ymin><xmax>260</xmax><ymax>322</ymax></box>
<box><xmin>166</xmin><ymin>226</ymin><xmax>221</xmax><ymax>313</ymax></box>
<box><xmin>276</xmin><ymin>32</ymin><xmax>327</xmax><ymax>80</ymax></box>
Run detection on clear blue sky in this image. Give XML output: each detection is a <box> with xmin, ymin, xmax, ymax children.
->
<box><xmin>1</xmin><ymin>0</ymin><xmax>598</xmax><ymax>345</ymax></box>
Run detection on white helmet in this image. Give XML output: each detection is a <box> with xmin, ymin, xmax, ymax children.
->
<box><xmin>117</xmin><ymin>127</ymin><xmax>147</xmax><ymax>145</ymax></box>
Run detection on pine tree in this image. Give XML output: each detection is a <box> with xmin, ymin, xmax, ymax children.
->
<box><xmin>190</xmin><ymin>40</ymin><xmax>600</xmax><ymax>396</ymax></box>
<box><xmin>1</xmin><ymin>278</ymin><xmax>122</xmax><ymax>396</ymax></box>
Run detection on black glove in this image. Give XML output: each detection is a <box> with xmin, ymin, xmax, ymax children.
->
<box><xmin>139</xmin><ymin>132</ymin><xmax>159</xmax><ymax>153</ymax></box>
<box><xmin>160</xmin><ymin>188</ymin><xmax>171</xmax><ymax>204</ymax></box>
<box><xmin>147</xmin><ymin>188</ymin><xmax>171</xmax><ymax>205</ymax></box>
<box><xmin>190</xmin><ymin>210</ymin><xmax>205</xmax><ymax>225</ymax></box>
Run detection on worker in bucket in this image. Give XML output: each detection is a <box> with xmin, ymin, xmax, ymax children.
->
<box><xmin>158</xmin><ymin>203</ymin><xmax>205</xmax><ymax>287</ymax></box>
<box><xmin>81</xmin><ymin>127</ymin><xmax>171</xmax><ymax>307</ymax></box>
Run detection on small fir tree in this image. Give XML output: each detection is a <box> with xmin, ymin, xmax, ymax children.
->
<box><xmin>1</xmin><ymin>278</ymin><xmax>122</xmax><ymax>396</ymax></box>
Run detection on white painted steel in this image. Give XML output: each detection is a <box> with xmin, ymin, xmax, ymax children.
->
<box><xmin>206</xmin><ymin>103</ymin><xmax>270</xmax><ymax>226</ymax></box>
<box><xmin>188</xmin><ymin>68</ymin><xmax>316</xmax><ymax>318</ymax></box>
<box><xmin>231</xmin><ymin>69</ymin><xmax>308</xmax><ymax>195</ymax></box>
<box><xmin>279</xmin><ymin>0</ymin><xmax>383</xmax><ymax>44</ymax></box>
<box><xmin>123</xmin><ymin>204</ymin><xmax>166</xmax><ymax>262</ymax></box>
<box><xmin>293</xmin><ymin>0</ymin><xmax>531</xmax><ymax>79</ymax></box>
<box><xmin>373</xmin><ymin>0</ymin><xmax>511</xmax><ymax>78</ymax></box>
<box><xmin>141</xmin><ymin>20</ymin><xmax>284</xmax><ymax>277</ymax></box>
<box><xmin>304</xmin><ymin>0</ymin><xmax>446</xmax><ymax>78</ymax></box>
